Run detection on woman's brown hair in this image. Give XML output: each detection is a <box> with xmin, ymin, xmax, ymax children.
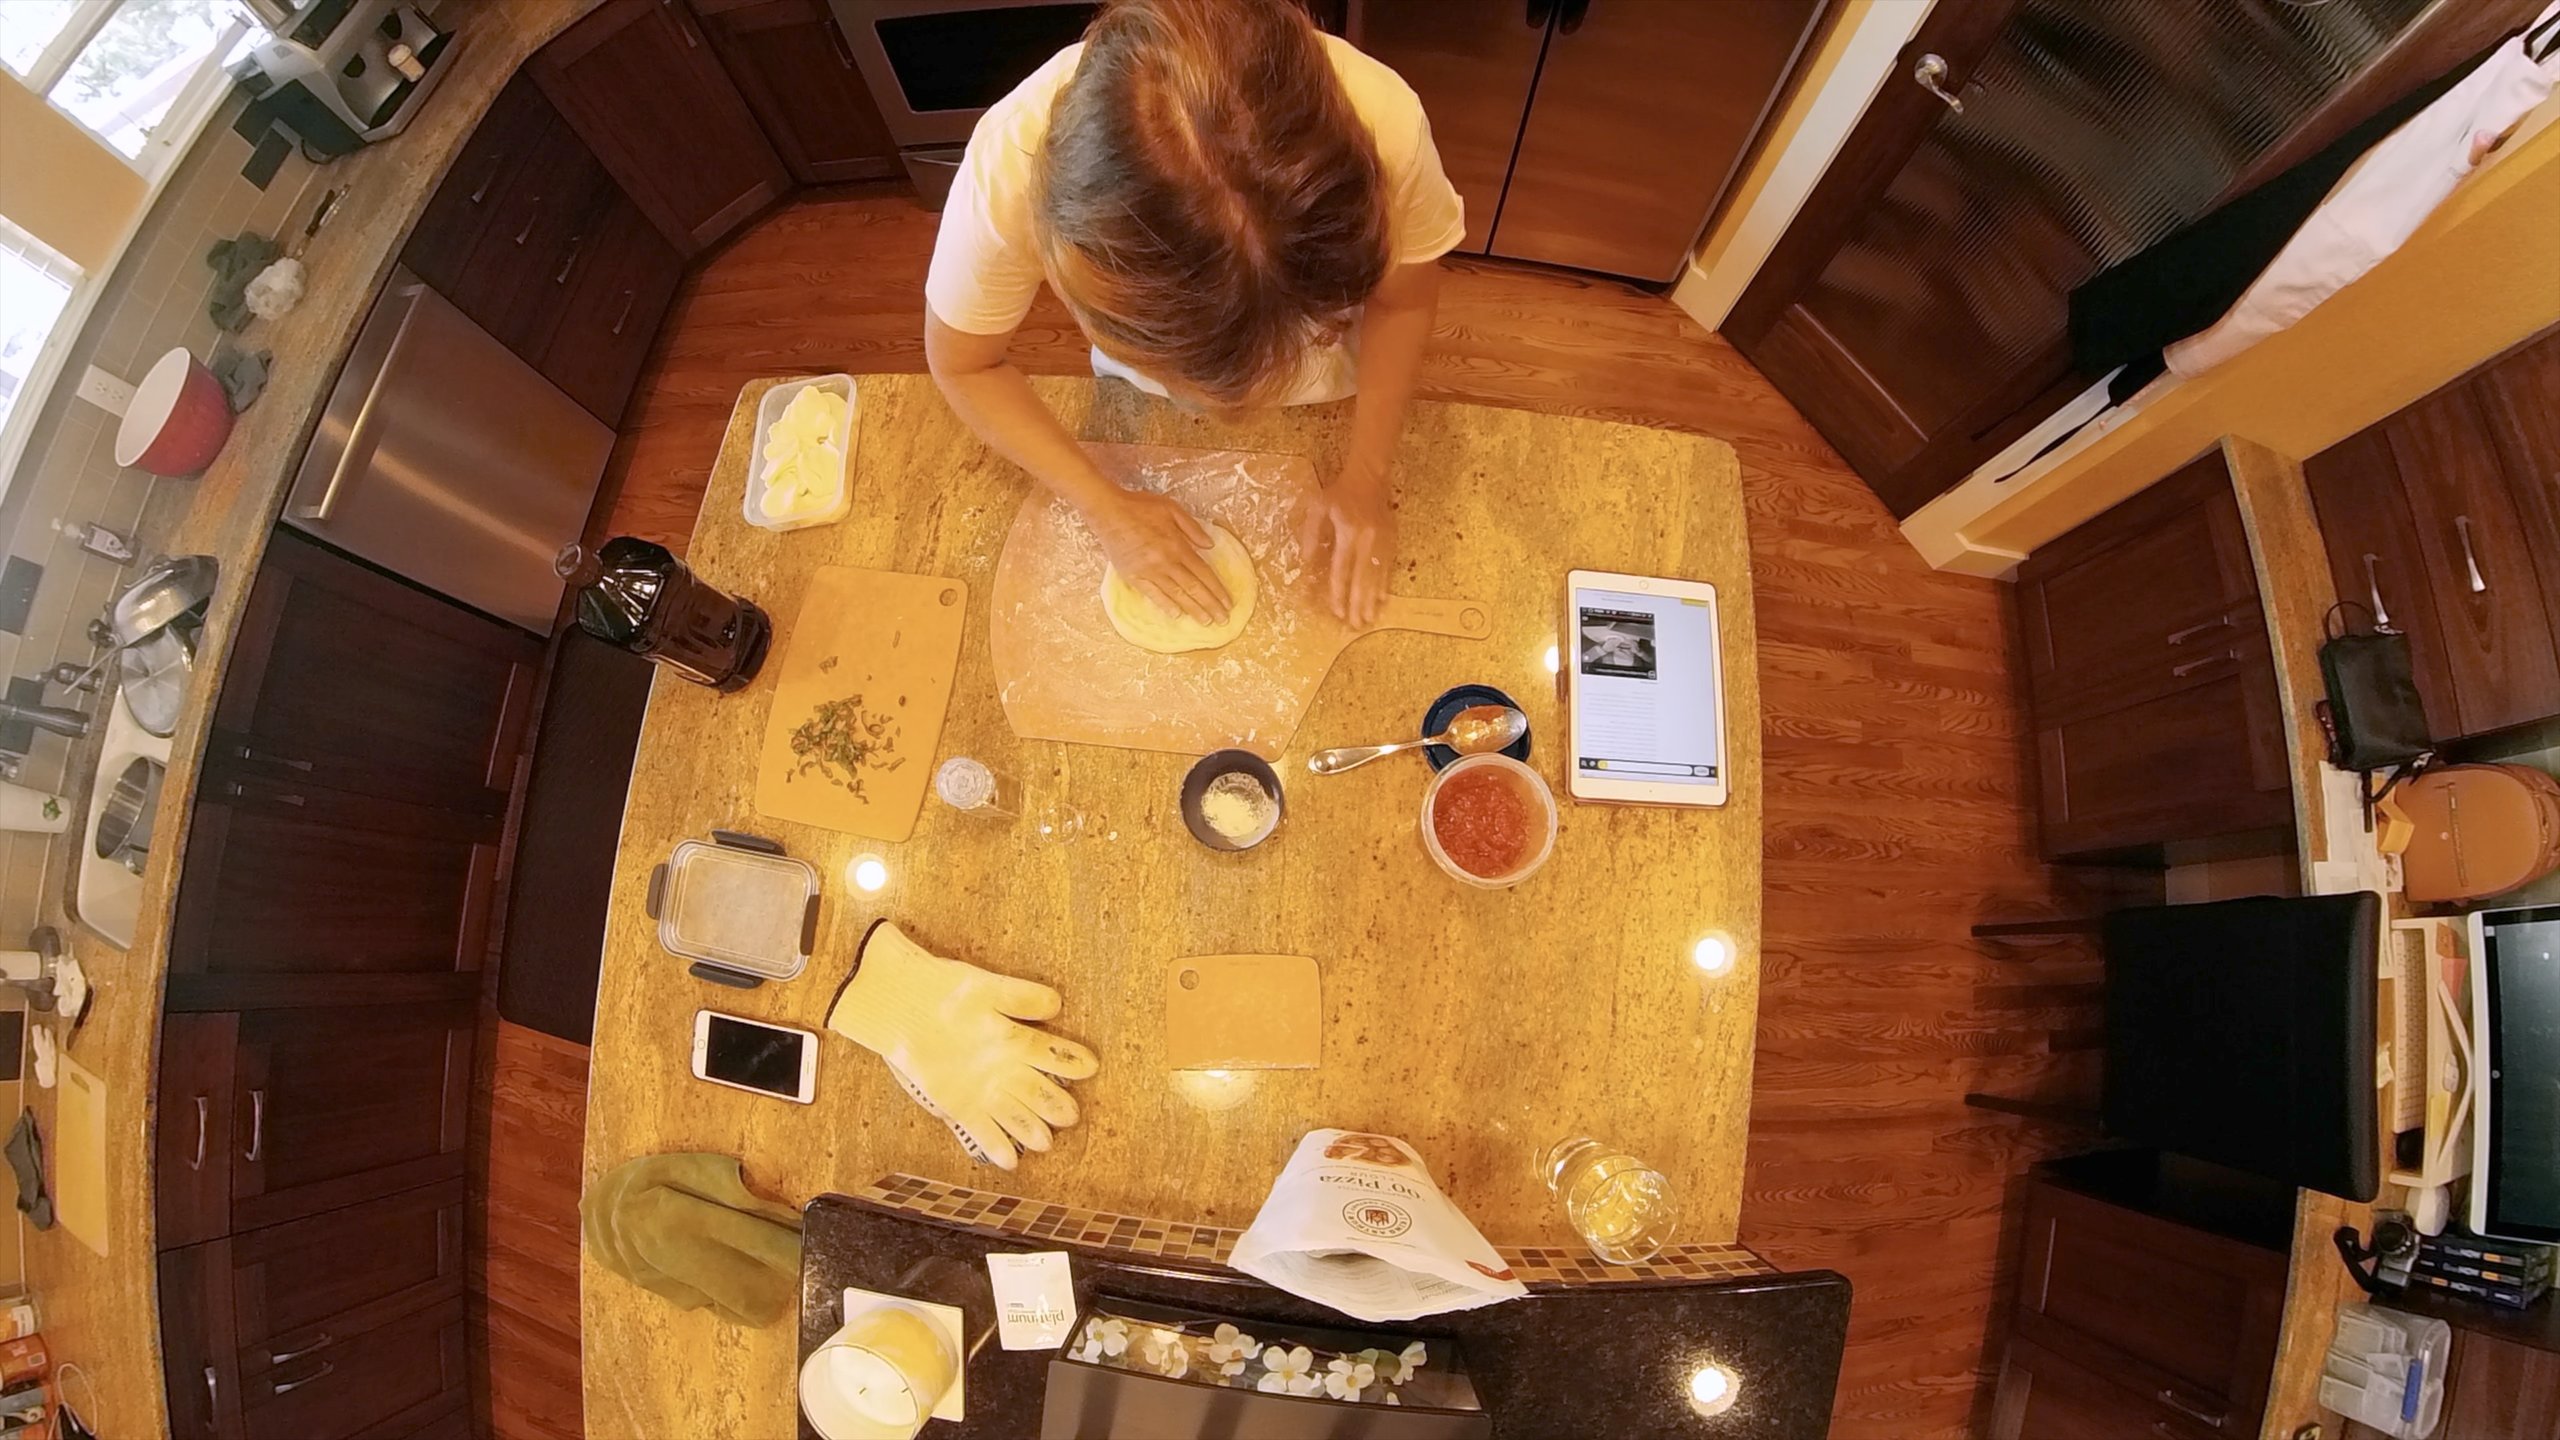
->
<box><xmin>1034</xmin><ymin>0</ymin><xmax>1389</xmax><ymax>406</ymax></box>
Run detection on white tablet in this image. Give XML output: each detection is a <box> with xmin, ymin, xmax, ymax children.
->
<box><xmin>1564</xmin><ymin>570</ymin><xmax>1729</xmax><ymax>808</ymax></box>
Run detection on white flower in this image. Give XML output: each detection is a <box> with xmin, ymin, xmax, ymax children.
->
<box><xmin>1257</xmin><ymin>1345</ymin><xmax>1321</xmax><ymax>1396</ymax></box>
<box><xmin>1383</xmin><ymin>1340</ymin><xmax>1427</xmax><ymax>1384</ymax></box>
<box><xmin>1071</xmin><ymin>1316</ymin><xmax>1130</xmax><ymax>1364</ymax></box>
<box><xmin>1137</xmin><ymin>1326</ymin><xmax>1190</xmax><ymax>1379</ymax></box>
<box><xmin>1323</xmin><ymin>1356</ymin><xmax>1375</xmax><ymax>1401</ymax></box>
<box><xmin>1204</xmin><ymin>1323</ymin><xmax>1259</xmax><ymax>1376</ymax></box>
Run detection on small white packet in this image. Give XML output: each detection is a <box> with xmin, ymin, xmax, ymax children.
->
<box><xmin>986</xmin><ymin>1251</ymin><xmax>1076</xmax><ymax>1350</ymax></box>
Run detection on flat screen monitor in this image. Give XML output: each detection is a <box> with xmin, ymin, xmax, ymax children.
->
<box><xmin>2469</xmin><ymin>904</ymin><xmax>2560</xmax><ymax>1242</ymax></box>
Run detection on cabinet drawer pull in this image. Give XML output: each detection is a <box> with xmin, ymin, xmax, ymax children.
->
<box><xmin>2455</xmin><ymin>515</ymin><xmax>2487</xmax><ymax>593</ymax></box>
<box><xmin>2362</xmin><ymin>554</ymin><xmax>2392</xmax><ymax>628</ymax></box>
<box><xmin>245</xmin><ymin>1089</ymin><xmax>265</xmax><ymax>1162</ymax></box>
<box><xmin>2155</xmin><ymin>1387</ymin><xmax>2226</xmax><ymax>1427</ymax></box>
<box><xmin>2164</xmin><ymin>614</ymin><xmax>2232</xmax><ymax>646</ymax></box>
<box><xmin>470</xmin><ymin>152</ymin><xmax>505</xmax><ymax>205</ymax></box>
<box><xmin>232</xmin><ymin>744</ymin><xmax>312</xmax><ymax>771</ymax></box>
<box><xmin>204</xmin><ymin>1365</ymin><xmax>219</xmax><ymax>1428</ymax></box>
<box><xmin>555</xmin><ymin>234</ymin><xmax>584</xmax><ymax>285</ymax></box>
<box><xmin>515</xmin><ymin>199</ymin><xmax>542</xmax><ymax>246</ymax></box>
<box><xmin>2171</xmin><ymin>649</ymin><xmax>2238</xmax><ymax>678</ymax></box>
<box><xmin>270</xmin><ymin>1359</ymin><xmax>335</xmax><ymax>1395</ymax></box>
<box><xmin>267</xmin><ymin>1333</ymin><xmax>333</xmax><ymax>1365</ymax></box>
<box><xmin>190</xmin><ymin>1095</ymin><xmax>208</xmax><ymax>1171</ymax></box>
<box><xmin>224</xmin><ymin>781</ymin><xmax>306</xmax><ymax>807</ymax></box>
<box><xmin>611</xmin><ymin>289</ymin><xmax>638</xmax><ymax>336</ymax></box>
<box><xmin>827</xmin><ymin>16</ymin><xmax>857</xmax><ymax>69</ymax></box>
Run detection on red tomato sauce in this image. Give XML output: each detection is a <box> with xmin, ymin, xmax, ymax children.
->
<box><xmin>1432</xmin><ymin>767</ymin><xmax>1529</xmax><ymax>877</ymax></box>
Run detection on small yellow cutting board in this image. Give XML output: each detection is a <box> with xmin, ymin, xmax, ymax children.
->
<box><xmin>56</xmin><ymin>1050</ymin><xmax>109</xmax><ymax>1256</ymax></box>
<box><xmin>754</xmin><ymin>567</ymin><xmax>967</xmax><ymax>843</ymax></box>
<box><xmin>1164</xmin><ymin>955</ymin><xmax>1321</xmax><ymax>1070</ymax></box>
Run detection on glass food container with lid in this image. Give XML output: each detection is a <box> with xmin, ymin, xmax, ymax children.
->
<box><xmin>647</xmin><ymin>831</ymin><xmax>820</xmax><ymax>987</ymax></box>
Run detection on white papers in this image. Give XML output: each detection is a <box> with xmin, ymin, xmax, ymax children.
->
<box><xmin>987</xmin><ymin>1251</ymin><xmax>1076</xmax><ymax>1350</ymax></box>
<box><xmin>1229</xmin><ymin>1130</ymin><xmax>1528</xmax><ymax>1323</ymax></box>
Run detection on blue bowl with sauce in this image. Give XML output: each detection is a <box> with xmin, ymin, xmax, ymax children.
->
<box><xmin>1420</xmin><ymin>684</ymin><xmax>1532</xmax><ymax>771</ymax></box>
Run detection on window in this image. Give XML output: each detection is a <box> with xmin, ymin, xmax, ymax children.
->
<box><xmin>3</xmin><ymin>0</ymin><xmax>269</xmax><ymax>172</ymax></box>
<box><xmin>0</xmin><ymin>218</ymin><xmax>82</xmax><ymax>437</ymax></box>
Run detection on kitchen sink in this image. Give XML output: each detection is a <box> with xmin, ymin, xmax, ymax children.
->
<box><xmin>70</xmin><ymin>682</ymin><xmax>176</xmax><ymax>950</ymax></box>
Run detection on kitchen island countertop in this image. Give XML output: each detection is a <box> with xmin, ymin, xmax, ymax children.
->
<box><xmin>581</xmin><ymin>373</ymin><xmax>1764</xmax><ymax>1439</ymax></box>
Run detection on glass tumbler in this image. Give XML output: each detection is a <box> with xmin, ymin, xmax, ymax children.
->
<box><xmin>1540</xmin><ymin>1135</ymin><xmax>1680</xmax><ymax>1264</ymax></box>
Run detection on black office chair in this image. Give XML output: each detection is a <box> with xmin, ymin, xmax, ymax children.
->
<box><xmin>1966</xmin><ymin>892</ymin><xmax>2382</xmax><ymax>1203</ymax></box>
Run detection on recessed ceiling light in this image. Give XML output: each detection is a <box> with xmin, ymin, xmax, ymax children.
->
<box><xmin>848</xmin><ymin>855</ymin><xmax>889</xmax><ymax>893</ymax></box>
<box><xmin>1691</xmin><ymin>933</ymin><xmax>1735</xmax><ymax>975</ymax></box>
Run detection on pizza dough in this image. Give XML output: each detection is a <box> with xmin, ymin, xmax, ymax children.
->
<box><xmin>1100</xmin><ymin>523</ymin><xmax>1258</xmax><ymax>653</ymax></box>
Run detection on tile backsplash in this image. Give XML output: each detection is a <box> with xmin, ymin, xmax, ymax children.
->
<box><xmin>0</xmin><ymin>96</ymin><xmax>334</xmax><ymax>942</ymax></box>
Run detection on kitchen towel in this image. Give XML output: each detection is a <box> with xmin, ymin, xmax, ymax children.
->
<box><xmin>581</xmin><ymin>1152</ymin><xmax>804</xmax><ymax>1327</ymax></box>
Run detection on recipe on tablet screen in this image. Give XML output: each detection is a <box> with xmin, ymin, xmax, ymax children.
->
<box><xmin>1572</xmin><ymin>588</ymin><xmax>1722</xmax><ymax>784</ymax></box>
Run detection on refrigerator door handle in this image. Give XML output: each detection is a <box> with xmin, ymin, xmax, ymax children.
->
<box><xmin>293</xmin><ymin>281</ymin><xmax>430</xmax><ymax>524</ymax></box>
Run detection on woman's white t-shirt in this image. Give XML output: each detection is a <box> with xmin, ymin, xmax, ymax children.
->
<box><xmin>924</xmin><ymin>35</ymin><xmax>1467</xmax><ymax>403</ymax></box>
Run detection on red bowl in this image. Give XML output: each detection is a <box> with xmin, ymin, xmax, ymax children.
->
<box><xmin>115</xmin><ymin>348</ymin><xmax>232</xmax><ymax>476</ymax></box>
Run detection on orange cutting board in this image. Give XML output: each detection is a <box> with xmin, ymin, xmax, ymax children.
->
<box><xmin>1164</xmin><ymin>955</ymin><xmax>1321</xmax><ymax>1070</ymax></box>
<box><xmin>990</xmin><ymin>443</ymin><xmax>1492</xmax><ymax>758</ymax></box>
<box><xmin>753</xmin><ymin>567</ymin><xmax>966</xmax><ymax>842</ymax></box>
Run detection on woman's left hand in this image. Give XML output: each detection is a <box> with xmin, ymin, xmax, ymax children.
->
<box><xmin>1297</xmin><ymin>454</ymin><xmax>1397</xmax><ymax>627</ymax></box>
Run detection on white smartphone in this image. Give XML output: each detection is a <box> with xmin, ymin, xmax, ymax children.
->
<box><xmin>690</xmin><ymin>1010</ymin><xmax>818</xmax><ymax>1104</ymax></box>
<box><xmin>1564</xmin><ymin>569</ymin><xmax>1730</xmax><ymax>808</ymax></box>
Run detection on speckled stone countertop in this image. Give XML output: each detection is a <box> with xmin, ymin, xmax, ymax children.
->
<box><xmin>18</xmin><ymin>6</ymin><xmax>599</xmax><ymax>1433</ymax></box>
<box><xmin>581</xmin><ymin>374</ymin><xmax>1766</xmax><ymax>1439</ymax></box>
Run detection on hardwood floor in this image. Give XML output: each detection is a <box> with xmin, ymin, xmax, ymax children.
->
<box><xmin>478</xmin><ymin>187</ymin><xmax>2136</xmax><ymax>1439</ymax></box>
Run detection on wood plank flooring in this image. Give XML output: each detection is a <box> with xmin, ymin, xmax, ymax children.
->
<box><xmin>477</xmin><ymin>187</ymin><xmax>2135</xmax><ymax>1440</ymax></box>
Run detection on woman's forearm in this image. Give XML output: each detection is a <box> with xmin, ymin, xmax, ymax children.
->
<box><xmin>927</xmin><ymin>339</ymin><xmax>1120</xmax><ymax>514</ymax></box>
<box><xmin>1341</xmin><ymin>261</ymin><xmax>1441</xmax><ymax>489</ymax></box>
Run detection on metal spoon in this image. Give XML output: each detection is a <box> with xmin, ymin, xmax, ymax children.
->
<box><xmin>1306</xmin><ymin>704</ymin><xmax>1527</xmax><ymax>775</ymax></box>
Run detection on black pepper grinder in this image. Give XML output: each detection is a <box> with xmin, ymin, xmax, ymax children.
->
<box><xmin>556</xmin><ymin>538</ymin><xmax>772</xmax><ymax>692</ymax></box>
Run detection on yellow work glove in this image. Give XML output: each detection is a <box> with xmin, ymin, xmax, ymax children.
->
<box><xmin>826</xmin><ymin>921</ymin><xmax>1099</xmax><ymax>1171</ymax></box>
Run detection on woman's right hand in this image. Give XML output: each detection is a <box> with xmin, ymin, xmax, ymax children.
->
<box><xmin>1089</xmin><ymin>489</ymin><xmax>1232</xmax><ymax>624</ymax></box>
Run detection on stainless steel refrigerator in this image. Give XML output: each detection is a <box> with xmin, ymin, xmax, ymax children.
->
<box><xmin>283</xmin><ymin>266</ymin><xmax>614</xmax><ymax>633</ymax></box>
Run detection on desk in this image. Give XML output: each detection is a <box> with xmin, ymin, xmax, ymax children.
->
<box><xmin>580</xmin><ymin>375</ymin><xmax>1765</xmax><ymax>1438</ymax></box>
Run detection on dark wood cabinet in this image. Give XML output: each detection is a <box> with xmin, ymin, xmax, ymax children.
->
<box><xmin>441</xmin><ymin>99</ymin><xmax>616</xmax><ymax>365</ymax></box>
<box><xmin>239</xmin><ymin>1296</ymin><xmax>467</xmax><ymax>1440</ymax></box>
<box><xmin>538</xmin><ymin>189</ymin><xmax>686</xmax><ymax>427</ymax></box>
<box><xmin>534</xmin><ymin>0</ymin><xmax>791</xmax><ymax>258</ymax></box>
<box><xmin>231</xmin><ymin>1180</ymin><xmax>467</xmax><ymax>1377</ymax></box>
<box><xmin>403</xmin><ymin>75</ymin><xmax>679</xmax><ymax>427</ymax></box>
<box><xmin>2306</xmin><ymin>330</ymin><xmax>2560</xmax><ymax>743</ymax></box>
<box><xmin>693</xmin><ymin>0</ymin><xmax>898</xmax><ymax>186</ymax></box>
<box><xmin>1995</xmin><ymin>1177</ymin><xmax>2287</xmax><ymax>1440</ymax></box>
<box><xmin>2015</xmin><ymin>452</ymin><xmax>2292</xmax><ymax>860</ymax></box>
<box><xmin>1989</xmin><ymin>1338</ymin><xmax>2219</xmax><ymax>1440</ymax></box>
<box><xmin>158</xmin><ymin>1000</ymin><xmax>471</xmax><ymax>1240</ymax></box>
<box><xmin>173</xmin><ymin>530</ymin><xmax>535</xmax><ymax>995</ymax></box>
<box><xmin>402</xmin><ymin>76</ymin><xmax>554</xmax><ymax>302</ymax></box>
<box><xmin>157</xmin><ymin>1013</ymin><xmax>239</xmax><ymax>1252</ymax></box>
<box><xmin>230</xmin><ymin>1001</ymin><xmax>473</xmax><ymax>1232</ymax></box>
<box><xmin>1354</xmin><ymin>0</ymin><xmax>1822</xmax><ymax>282</ymax></box>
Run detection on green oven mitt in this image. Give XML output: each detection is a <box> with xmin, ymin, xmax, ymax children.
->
<box><xmin>826</xmin><ymin>921</ymin><xmax>1099</xmax><ymax>1171</ymax></box>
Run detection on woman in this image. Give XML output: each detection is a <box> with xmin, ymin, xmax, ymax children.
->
<box><xmin>924</xmin><ymin>0</ymin><xmax>1464</xmax><ymax>628</ymax></box>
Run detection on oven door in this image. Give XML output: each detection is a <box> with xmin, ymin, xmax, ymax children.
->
<box><xmin>830</xmin><ymin>0</ymin><xmax>1101</xmax><ymax>150</ymax></box>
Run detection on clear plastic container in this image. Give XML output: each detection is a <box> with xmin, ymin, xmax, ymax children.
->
<box><xmin>742</xmin><ymin>374</ymin><xmax>856</xmax><ymax>532</ymax></box>
<box><xmin>1420</xmin><ymin>753</ymin><xmax>1557</xmax><ymax>888</ymax></box>
<box><xmin>2318</xmin><ymin>1305</ymin><xmax>2448</xmax><ymax>1440</ymax></box>
<box><xmin>648</xmin><ymin>833</ymin><xmax>819</xmax><ymax>985</ymax></box>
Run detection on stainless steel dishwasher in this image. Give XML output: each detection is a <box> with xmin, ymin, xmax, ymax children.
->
<box><xmin>283</xmin><ymin>266</ymin><xmax>614</xmax><ymax>633</ymax></box>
